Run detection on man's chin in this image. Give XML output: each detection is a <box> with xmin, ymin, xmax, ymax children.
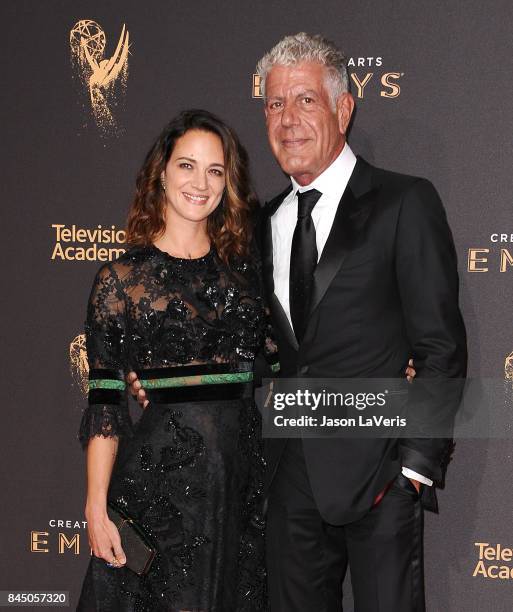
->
<box><xmin>277</xmin><ymin>156</ymin><xmax>312</xmax><ymax>178</ymax></box>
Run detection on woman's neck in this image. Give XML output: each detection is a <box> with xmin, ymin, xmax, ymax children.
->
<box><xmin>154</xmin><ymin>213</ymin><xmax>210</xmax><ymax>259</ymax></box>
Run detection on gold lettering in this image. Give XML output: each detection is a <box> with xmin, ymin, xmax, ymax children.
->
<box><xmin>52</xmin><ymin>224</ymin><xmax>65</xmax><ymax>241</ymax></box>
<box><xmin>468</xmin><ymin>249</ymin><xmax>489</xmax><ymax>272</ymax></box>
<box><xmin>59</xmin><ymin>532</ymin><xmax>80</xmax><ymax>554</ymax></box>
<box><xmin>350</xmin><ymin>73</ymin><xmax>373</xmax><ymax>98</ymax></box>
<box><xmin>31</xmin><ymin>531</ymin><xmax>49</xmax><ymax>553</ymax></box>
<box><xmin>472</xmin><ymin>560</ymin><xmax>488</xmax><ymax>577</ymax></box>
<box><xmin>475</xmin><ymin>542</ymin><xmax>489</xmax><ymax>559</ymax></box>
<box><xmin>500</xmin><ymin>248</ymin><xmax>513</xmax><ymax>272</ymax></box>
<box><xmin>51</xmin><ymin>242</ymin><xmax>65</xmax><ymax>260</ymax></box>
<box><xmin>488</xmin><ymin>565</ymin><xmax>499</xmax><ymax>578</ymax></box>
<box><xmin>110</xmin><ymin>247</ymin><xmax>126</xmax><ymax>260</ymax></box>
<box><xmin>252</xmin><ymin>74</ymin><xmax>262</xmax><ymax>98</ymax></box>
<box><xmin>499</xmin><ymin>566</ymin><xmax>513</xmax><ymax>579</ymax></box>
<box><xmin>381</xmin><ymin>72</ymin><xmax>401</xmax><ymax>98</ymax></box>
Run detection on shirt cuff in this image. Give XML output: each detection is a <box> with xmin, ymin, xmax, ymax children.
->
<box><xmin>402</xmin><ymin>466</ymin><xmax>433</xmax><ymax>486</ymax></box>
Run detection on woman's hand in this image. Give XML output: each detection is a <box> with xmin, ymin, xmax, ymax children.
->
<box><xmin>85</xmin><ymin>504</ymin><xmax>126</xmax><ymax>568</ymax></box>
<box><xmin>405</xmin><ymin>358</ymin><xmax>416</xmax><ymax>383</ymax></box>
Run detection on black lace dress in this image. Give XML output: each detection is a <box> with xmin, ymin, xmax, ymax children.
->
<box><xmin>76</xmin><ymin>244</ymin><xmax>278</xmax><ymax>612</ymax></box>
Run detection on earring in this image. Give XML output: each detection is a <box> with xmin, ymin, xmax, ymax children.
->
<box><xmin>160</xmin><ymin>178</ymin><xmax>166</xmax><ymax>191</ymax></box>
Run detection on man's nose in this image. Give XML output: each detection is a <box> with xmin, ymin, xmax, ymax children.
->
<box><xmin>281</xmin><ymin>102</ymin><xmax>300</xmax><ymax>127</ymax></box>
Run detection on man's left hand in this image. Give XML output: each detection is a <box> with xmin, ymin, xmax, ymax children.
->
<box><xmin>409</xmin><ymin>478</ymin><xmax>421</xmax><ymax>493</ymax></box>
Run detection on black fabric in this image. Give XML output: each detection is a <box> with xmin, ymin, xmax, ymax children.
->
<box><xmin>266</xmin><ymin>440</ymin><xmax>426</xmax><ymax>612</ymax></box>
<box><xmin>289</xmin><ymin>189</ymin><xmax>322</xmax><ymax>342</ymax></box>
<box><xmin>144</xmin><ymin>381</ymin><xmax>251</xmax><ymax>404</ymax></box>
<box><xmin>77</xmin><ymin>245</ymin><xmax>278</xmax><ymax>611</ymax></box>
<box><xmin>260</xmin><ymin>156</ymin><xmax>468</xmax><ymax>525</ymax></box>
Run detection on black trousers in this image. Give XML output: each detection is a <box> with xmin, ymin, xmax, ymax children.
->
<box><xmin>266</xmin><ymin>439</ymin><xmax>425</xmax><ymax>612</ymax></box>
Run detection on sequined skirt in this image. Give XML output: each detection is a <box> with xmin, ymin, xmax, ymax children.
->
<box><xmin>77</xmin><ymin>369</ymin><xmax>267</xmax><ymax>612</ymax></box>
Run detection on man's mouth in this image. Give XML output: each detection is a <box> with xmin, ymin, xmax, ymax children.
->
<box><xmin>281</xmin><ymin>138</ymin><xmax>309</xmax><ymax>148</ymax></box>
<box><xmin>182</xmin><ymin>192</ymin><xmax>209</xmax><ymax>204</ymax></box>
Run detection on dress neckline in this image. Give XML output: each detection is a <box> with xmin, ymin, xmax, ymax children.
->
<box><xmin>150</xmin><ymin>243</ymin><xmax>215</xmax><ymax>262</ymax></box>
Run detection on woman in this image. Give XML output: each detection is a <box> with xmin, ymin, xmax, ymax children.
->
<box><xmin>77</xmin><ymin>109</ymin><xmax>278</xmax><ymax>611</ymax></box>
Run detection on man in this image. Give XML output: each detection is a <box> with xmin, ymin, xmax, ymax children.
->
<box><xmin>253</xmin><ymin>32</ymin><xmax>466</xmax><ymax>611</ymax></box>
<box><xmin>130</xmin><ymin>32</ymin><xmax>467</xmax><ymax>611</ymax></box>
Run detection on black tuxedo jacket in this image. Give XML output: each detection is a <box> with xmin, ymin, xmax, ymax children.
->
<box><xmin>259</xmin><ymin>156</ymin><xmax>467</xmax><ymax>525</ymax></box>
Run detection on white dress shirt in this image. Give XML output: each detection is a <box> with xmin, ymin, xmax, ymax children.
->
<box><xmin>270</xmin><ymin>143</ymin><xmax>433</xmax><ymax>488</ymax></box>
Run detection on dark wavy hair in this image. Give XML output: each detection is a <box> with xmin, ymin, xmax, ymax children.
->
<box><xmin>126</xmin><ymin>109</ymin><xmax>258</xmax><ymax>262</ymax></box>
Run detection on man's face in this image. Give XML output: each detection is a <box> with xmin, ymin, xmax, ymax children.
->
<box><xmin>264</xmin><ymin>62</ymin><xmax>354</xmax><ymax>186</ymax></box>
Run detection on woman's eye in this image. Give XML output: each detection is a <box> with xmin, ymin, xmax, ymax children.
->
<box><xmin>209</xmin><ymin>168</ymin><xmax>224</xmax><ymax>177</ymax></box>
<box><xmin>179</xmin><ymin>162</ymin><xmax>193</xmax><ymax>169</ymax></box>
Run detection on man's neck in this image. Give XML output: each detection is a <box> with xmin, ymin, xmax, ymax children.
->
<box><xmin>291</xmin><ymin>141</ymin><xmax>347</xmax><ymax>188</ymax></box>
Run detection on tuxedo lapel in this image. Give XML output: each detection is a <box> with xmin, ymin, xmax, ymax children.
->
<box><xmin>308</xmin><ymin>157</ymin><xmax>379</xmax><ymax>320</ymax></box>
<box><xmin>261</xmin><ymin>185</ymin><xmax>299</xmax><ymax>351</ymax></box>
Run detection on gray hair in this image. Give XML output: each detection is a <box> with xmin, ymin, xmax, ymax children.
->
<box><xmin>256</xmin><ymin>32</ymin><xmax>349</xmax><ymax>110</ymax></box>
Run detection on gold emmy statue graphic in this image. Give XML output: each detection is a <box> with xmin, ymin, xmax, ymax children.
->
<box><xmin>505</xmin><ymin>351</ymin><xmax>513</xmax><ymax>381</ymax></box>
<box><xmin>70</xmin><ymin>20</ymin><xmax>130</xmax><ymax>135</ymax></box>
<box><xmin>70</xmin><ymin>333</ymin><xmax>89</xmax><ymax>397</ymax></box>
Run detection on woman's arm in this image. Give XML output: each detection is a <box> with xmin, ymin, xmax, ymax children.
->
<box><xmin>79</xmin><ymin>262</ymin><xmax>132</xmax><ymax>567</ymax></box>
<box><xmin>85</xmin><ymin>437</ymin><xmax>126</xmax><ymax>565</ymax></box>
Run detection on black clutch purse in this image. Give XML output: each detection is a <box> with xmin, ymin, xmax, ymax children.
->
<box><xmin>107</xmin><ymin>501</ymin><xmax>157</xmax><ymax>575</ymax></box>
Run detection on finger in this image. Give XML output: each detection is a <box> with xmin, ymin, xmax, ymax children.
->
<box><xmin>137</xmin><ymin>389</ymin><xmax>147</xmax><ymax>401</ymax></box>
<box><xmin>126</xmin><ymin>372</ymin><xmax>137</xmax><ymax>383</ymax></box>
<box><xmin>133</xmin><ymin>380</ymin><xmax>141</xmax><ymax>391</ymax></box>
<box><xmin>143</xmin><ymin>400</ymin><xmax>149</xmax><ymax>409</ymax></box>
<box><xmin>112</xmin><ymin>541</ymin><xmax>126</xmax><ymax>565</ymax></box>
<box><xmin>98</xmin><ymin>546</ymin><xmax>115</xmax><ymax>562</ymax></box>
<box><xmin>407</xmin><ymin>375</ymin><xmax>412</xmax><ymax>383</ymax></box>
<box><xmin>408</xmin><ymin>358</ymin><xmax>414</xmax><ymax>366</ymax></box>
<box><xmin>406</xmin><ymin>367</ymin><xmax>415</xmax><ymax>377</ymax></box>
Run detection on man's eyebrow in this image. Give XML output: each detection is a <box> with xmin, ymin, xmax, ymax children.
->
<box><xmin>295</xmin><ymin>89</ymin><xmax>318</xmax><ymax>98</ymax></box>
<box><xmin>265</xmin><ymin>90</ymin><xmax>318</xmax><ymax>102</ymax></box>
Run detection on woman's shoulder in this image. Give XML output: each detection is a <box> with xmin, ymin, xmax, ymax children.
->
<box><xmin>92</xmin><ymin>244</ymin><xmax>156</xmax><ymax>283</ymax></box>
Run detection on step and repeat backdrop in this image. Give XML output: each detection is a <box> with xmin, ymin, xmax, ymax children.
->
<box><xmin>1</xmin><ymin>1</ymin><xmax>512</xmax><ymax>609</ymax></box>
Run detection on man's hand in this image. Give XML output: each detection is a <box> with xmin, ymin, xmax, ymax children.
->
<box><xmin>127</xmin><ymin>360</ymin><xmax>416</xmax><ymax>411</ymax></box>
<box><xmin>126</xmin><ymin>371</ymin><xmax>148</xmax><ymax>408</ymax></box>
<box><xmin>409</xmin><ymin>478</ymin><xmax>421</xmax><ymax>493</ymax></box>
<box><xmin>404</xmin><ymin>359</ymin><xmax>421</xmax><ymax>493</ymax></box>
<box><xmin>405</xmin><ymin>358</ymin><xmax>416</xmax><ymax>383</ymax></box>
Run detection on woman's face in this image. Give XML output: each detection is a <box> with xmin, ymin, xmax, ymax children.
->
<box><xmin>161</xmin><ymin>129</ymin><xmax>226</xmax><ymax>225</ymax></box>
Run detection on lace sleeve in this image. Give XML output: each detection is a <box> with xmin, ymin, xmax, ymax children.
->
<box><xmin>78</xmin><ymin>262</ymin><xmax>133</xmax><ymax>449</ymax></box>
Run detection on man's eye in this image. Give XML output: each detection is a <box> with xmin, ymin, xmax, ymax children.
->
<box><xmin>269</xmin><ymin>101</ymin><xmax>282</xmax><ymax>111</ymax></box>
<box><xmin>302</xmin><ymin>97</ymin><xmax>314</xmax><ymax>104</ymax></box>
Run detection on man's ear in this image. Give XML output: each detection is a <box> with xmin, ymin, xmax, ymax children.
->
<box><xmin>337</xmin><ymin>92</ymin><xmax>355</xmax><ymax>136</ymax></box>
